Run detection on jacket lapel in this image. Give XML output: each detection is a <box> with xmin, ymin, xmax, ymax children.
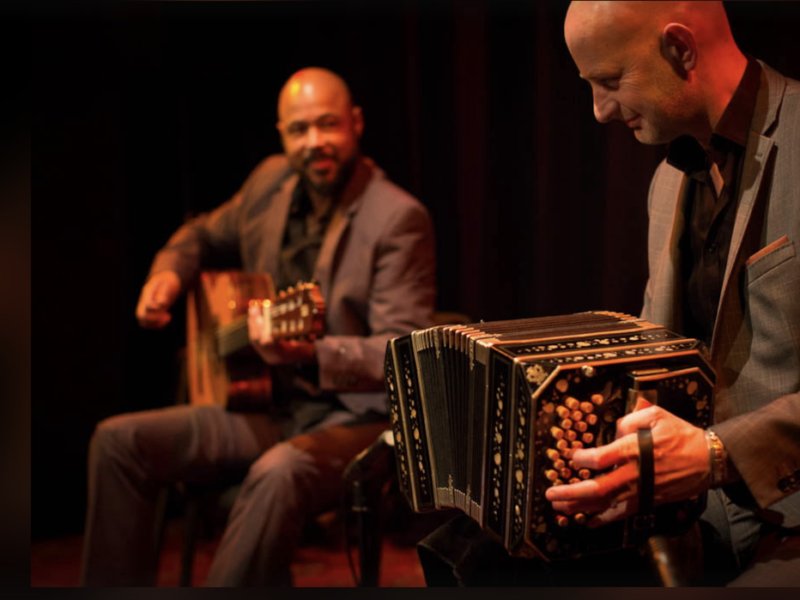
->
<box><xmin>259</xmin><ymin>175</ymin><xmax>296</xmax><ymax>280</ymax></box>
<box><xmin>314</xmin><ymin>207</ymin><xmax>349</xmax><ymax>299</ymax></box>
<box><xmin>710</xmin><ymin>64</ymin><xmax>784</xmax><ymax>357</ymax></box>
<box><xmin>649</xmin><ymin>169</ymin><xmax>690</xmax><ymax>330</ymax></box>
<box><xmin>313</xmin><ymin>157</ymin><xmax>374</xmax><ymax>297</ymax></box>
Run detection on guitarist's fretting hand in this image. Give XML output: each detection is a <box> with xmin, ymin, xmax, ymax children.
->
<box><xmin>247</xmin><ymin>302</ymin><xmax>316</xmax><ymax>365</ymax></box>
<box><xmin>136</xmin><ymin>270</ymin><xmax>181</xmax><ymax>329</ymax></box>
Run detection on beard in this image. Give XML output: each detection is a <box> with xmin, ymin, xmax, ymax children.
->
<box><xmin>300</xmin><ymin>150</ymin><xmax>358</xmax><ymax>197</ymax></box>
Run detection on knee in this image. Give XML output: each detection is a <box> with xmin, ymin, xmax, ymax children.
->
<box><xmin>89</xmin><ymin>415</ymin><xmax>133</xmax><ymax>464</ymax></box>
<box><xmin>89</xmin><ymin>413</ymin><xmax>163</xmax><ymax>477</ymax></box>
<box><xmin>243</xmin><ymin>443</ymin><xmax>318</xmax><ymax>497</ymax></box>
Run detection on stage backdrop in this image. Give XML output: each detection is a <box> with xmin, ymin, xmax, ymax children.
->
<box><xmin>32</xmin><ymin>1</ymin><xmax>800</xmax><ymax>538</ymax></box>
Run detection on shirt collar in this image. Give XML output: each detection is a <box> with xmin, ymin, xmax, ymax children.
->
<box><xmin>289</xmin><ymin>181</ymin><xmax>335</xmax><ymax>230</ymax></box>
<box><xmin>289</xmin><ymin>182</ymin><xmax>312</xmax><ymax>217</ymax></box>
<box><xmin>666</xmin><ymin>57</ymin><xmax>761</xmax><ymax>175</ymax></box>
<box><xmin>713</xmin><ymin>56</ymin><xmax>761</xmax><ymax>148</ymax></box>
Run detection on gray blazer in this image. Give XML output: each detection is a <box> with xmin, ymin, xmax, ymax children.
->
<box><xmin>150</xmin><ymin>154</ymin><xmax>437</xmax><ymax>415</ymax></box>
<box><xmin>641</xmin><ymin>62</ymin><xmax>800</xmax><ymax>528</ymax></box>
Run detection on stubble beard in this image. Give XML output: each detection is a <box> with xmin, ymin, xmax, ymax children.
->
<box><xmin>302</xmin><ymin>153</ymin><xmax>357</xmax><ymax>198</ymax></box>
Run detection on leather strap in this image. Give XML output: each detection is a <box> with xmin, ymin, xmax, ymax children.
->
<box><xmin>637</xmin><ymin>428</ymin><xmax>655</xmax><ymax>515</ymax></box>
<box><xmin>631</xmin><ymin>427</ymin><xmax>656</xmax><ymax>538</ymax></box>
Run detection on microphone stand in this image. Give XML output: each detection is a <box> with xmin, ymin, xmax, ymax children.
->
<box><xmin>342</xmin><ymin>430</ymin><xmax>395</xmax><ymax>586</ymax></box>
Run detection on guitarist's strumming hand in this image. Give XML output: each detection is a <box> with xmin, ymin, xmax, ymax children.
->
<box><xmin>247</xmin><ymin>301</ymin><xmax>316</xmax><ymax>365</ymax></box>
<box><xmin>136</xmin><ymin>270</ymin><xmax>181</xmax><ymax>329</ymax></box>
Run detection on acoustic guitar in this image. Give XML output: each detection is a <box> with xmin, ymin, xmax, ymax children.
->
<box><xmin>186</xmin><ymin>271</ymin><xmax>325</xmax><ymax>411</ymax></box>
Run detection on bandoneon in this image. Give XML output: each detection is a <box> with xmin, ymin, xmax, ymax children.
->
<box><xmin>385</xmin><ymin>311</ymin><xmax>714</xmax><ymax>561</ymax></box>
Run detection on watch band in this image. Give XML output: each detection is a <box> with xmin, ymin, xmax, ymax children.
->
<box><xmin>705</xmin><ymin>428</ymin><xmax>727</xmax><ymax>488</ymax></box>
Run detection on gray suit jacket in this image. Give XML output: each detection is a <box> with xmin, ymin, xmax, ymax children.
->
<box><xmin>641</xmin><ymin>62</ymin><xmax>800</xmax><ymax>528</ymax></box>
<box><xmin>150</xmin><ymin>154</ymin><xmax>437</xmax><ymax>415</ymax></box>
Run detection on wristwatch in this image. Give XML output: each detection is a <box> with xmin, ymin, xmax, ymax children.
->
<box><xmin>705</xmin><ymin>428</ymin><xmax>728</xmax><ymax>488</ymax></box>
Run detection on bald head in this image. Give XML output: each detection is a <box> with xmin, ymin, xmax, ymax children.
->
<box><xmin>564</xmin><ymin>1</ymin><xmax>747</xmax><ymax>145</ymax></box>
<box><xmin>565</xmin><ymin>1</ymin><xmax>734</xmax><ymax>61</ymax></box>
<box><xmin>277</xmin><ymin>67</ymin><xmax>354</xmax><ymax>122</ymax></box>
<box><xmin>276</xmin><ymin>67</ymin><xmax>364</xmax><ymax>198</ymax></box>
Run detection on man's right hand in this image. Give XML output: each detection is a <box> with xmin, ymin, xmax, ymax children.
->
<box><xmin>135</xmin><ymin>270</ymin><xmax>181</xmax><ymax>329</ymax></box>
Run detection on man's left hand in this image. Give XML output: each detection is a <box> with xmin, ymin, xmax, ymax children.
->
<box><xmin>247</xmin><ymin>301</ymin><xmax>316</xmax><ymax>365</ymax></box>
<box><xmin>544</xmin><ymin>399</ymin><xmax>711</xmax><ymax>526</ymax></box>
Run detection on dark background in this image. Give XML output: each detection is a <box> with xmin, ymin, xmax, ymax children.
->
<box><xmin>30</xmin><ymin>1</ymin><xmax>800</xmax><ymax>539</ymax></box>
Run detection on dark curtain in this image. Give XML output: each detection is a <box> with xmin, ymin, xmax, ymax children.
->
<box><xmin>31</xmin><ymin>1</ymin><xmax>800</xmax><ymax>537</ymax></box>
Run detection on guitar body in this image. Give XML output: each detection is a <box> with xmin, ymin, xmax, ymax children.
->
<box><xmin>187</xmin><ymin>271</ymin><xmax>276</xmax><ymax>411</ymax></box>
<box><xmin>186</xmin><ymin>271</ymin><xmax>326</xmax><ymax>411</ymax></box>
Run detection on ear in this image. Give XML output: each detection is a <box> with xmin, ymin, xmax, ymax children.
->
<box><xmin>661</xmin><ymin>23</ymin><xmax>697</xmax><ymax>79</ymax></box>
<box><xmin>351</xmin><ymin>106</ymin><xmax>364</xmax><ymax>138</ymax></box>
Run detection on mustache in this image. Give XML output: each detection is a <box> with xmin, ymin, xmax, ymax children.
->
<box><xmin>303</xmin><ymin>149</ymin><xmax>337</xmax><ymax>168</ymax></box>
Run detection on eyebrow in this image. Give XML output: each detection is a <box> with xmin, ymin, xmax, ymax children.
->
<box><xmin>283</xmin><ymin>112</ymin><xmax>339</xmax><ymax>125</ymax></box>
<box><xmin>579</xmin><ymin>71</ymin><xmax>620</xmax><ymax>83</ymax></box>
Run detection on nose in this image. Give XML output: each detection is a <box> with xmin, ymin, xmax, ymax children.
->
<box><xmin>305</xmin><ymin>125</ymin><xmax>320</xmax><ymax>147</ymax></box>
<box><xmin>592</xmin><ymin>87</ymin><xmax>619</xmax><ymax>124</ymax></box>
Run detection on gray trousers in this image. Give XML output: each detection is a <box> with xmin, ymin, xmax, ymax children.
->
<box><xmin>80</xmin><ymin>404</ymin><xmax>388</xmax><ymax>586</ymax></box>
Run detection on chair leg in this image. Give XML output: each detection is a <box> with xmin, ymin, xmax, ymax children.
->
<box><xmin>180</xmin><ymin>494</ymin><xmax>201</xmax><ymax>586</ymax></box>
<box><xmin>351</xmin><ymin>480</ymin><xmax>383</xmax><ymax>586</ymax></box>
<box><xmin>153</xmin><ymin>487</ymin><xmax>170</xmax><ymax>560</ymax></box>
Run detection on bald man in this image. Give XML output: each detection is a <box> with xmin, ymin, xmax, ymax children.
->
<box><xmin>81</xmin><ymin>67</ymin><xmax>436</xmax><ymax>586</ymax></box>
<box><xmin>418</xmin><ymin>2</ymin><xmax>800</xmax><ymax>586</ymax></box>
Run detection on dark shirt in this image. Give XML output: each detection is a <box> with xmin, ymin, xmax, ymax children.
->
<box><xmin>668</xmin><ymin>58</ymin><xmax>761</xmax><ymax>346</ymax></box>
<box><xmin>276</xmin><ymin>184</ymin><xmax>334</xmax><ymax>291</ymax></box>
<box><xmin>273</xmin><ymin>182</ymin><xmax>339</xmax><ymax>429</ymax></box>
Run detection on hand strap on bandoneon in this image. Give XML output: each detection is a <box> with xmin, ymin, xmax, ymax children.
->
<box><xmin>630</xmin><ymin>427</ymin><xmax>656</xmax><ymax>542</ymax></box>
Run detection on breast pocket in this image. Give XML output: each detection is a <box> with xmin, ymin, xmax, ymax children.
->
<box><xmin>743</xmin><ymin>235</ymin><xmax>800</xmax><ymax>377</ymax></box>
<box><xmin>745</xmin><ymin>235</ymin><xmax>796</xmax><ymax>285</ymax></box>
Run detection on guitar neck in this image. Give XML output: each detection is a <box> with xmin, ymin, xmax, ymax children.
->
<box><xmin>216</xmin><ymin>283</ymin><xmax>326</xmax><ymax>358</ymax></box>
